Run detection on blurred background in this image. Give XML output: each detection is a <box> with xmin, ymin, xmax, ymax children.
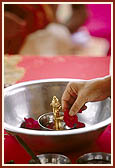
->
<box><xmin>4</xmin><ymin>4</ymin><xmax>111</xmax><ymax>57</ymax></box>
<box><xmin>4</xmin><ymin>4</ymin><xmax>112</xmax><ymax>164</ymax></box>
<box><xmin>4</xmin><ymin>3</ymin><xmax>111</xmax><ymax>86</ymax></box>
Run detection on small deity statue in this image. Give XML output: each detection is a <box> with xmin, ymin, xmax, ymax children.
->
<box><xmin>50</xmin><ymin>96</ymin><xmax>61</xmax><ymax>117</ymax></box>
<box><xmin>50</xmin><ymin>96</ymin><xmax>63</xmax><ymax>130</ymax></box>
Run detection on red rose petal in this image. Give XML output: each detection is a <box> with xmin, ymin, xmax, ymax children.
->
<box><xmin>77</xmin><ymin>122</ymin><xmax>85</xmax><ymax>128</ymax></box>
<box><xmin>64</xmin><ymin>109</ymin><xmax>85</xmax><ymax>129</ymax></box>
<box><xmin>78</xmin><ymin>109</ymin><xmax>82</xmax><ymax>113</ymax></box>
<box><xmin>21</xmin><ymin>117</ymin><xmax>40</xmax><ymax>130</ymax></box>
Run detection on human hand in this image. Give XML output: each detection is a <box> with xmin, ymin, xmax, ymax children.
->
<box><xmin>61</xmin><ymin>76</ymin><xmax>111</xmax><ymax>116</ymax></box>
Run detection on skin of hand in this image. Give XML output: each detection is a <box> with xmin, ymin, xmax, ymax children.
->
<box><xmin>61</xmin><ymin>76</ymin><xmax>111</xmax><ymax>116</ymax></box>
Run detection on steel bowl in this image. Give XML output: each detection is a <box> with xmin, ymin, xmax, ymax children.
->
<box><xmin>77</xmin><ymin>152</ymin><xmax>111</xmax><ymax>164</ymax></box>
<box><xmin>29</xmin><ymin>153</ymin><xmax>71</xmax><ymax>164</ymax></box>
<box><xmin>4</xmin><ymin>78</ymin><xmax>111</xmax><ymax>153</ymax></box>
<box><xmin>38</xmin><ymin>112</ymin><xmax>70</xmax><ymax>130</ymax></box>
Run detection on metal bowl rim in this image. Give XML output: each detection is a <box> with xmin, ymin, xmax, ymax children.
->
<box><xmin>4</xmin><ymin>78</ymin><xmax>86</xmax><ymax>93</ymax></box>
<box><xmin>36</xmin><ymin>153</ymin><xmax>71</xmax><ymax>159</ymax></box>
<box><xmin>36</xmin><ymin>153</ymin><xmax>71</xmax><ymax>162</ymax></box>
<box><xmin>4</xmin><ymin>78</ymin><xmax>111</xmax><ymax>136</ymax></box>
<box><xmin>38</xmin><ymin>112</ymin><xmax>65</xmax><ymax>131</ymax></box>
<box><xmin>38</xmin><ymin>112</ymin><xmax>54</xmax><ymax>131</ymax></box>
<box><xmin>77</xmin><ymin>152</ymin><xmax>111</xmax><ymax>163</ymax></box>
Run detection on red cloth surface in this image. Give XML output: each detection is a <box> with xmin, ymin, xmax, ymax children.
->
<box><xmin>4</xmin><ymin>56</ymin><xmax>111</xmax><ymax>164</ymax></box>
<box><xmin>18</xmin><ymin>56</ymin><xmax>110</xmax><ymax>82</ymax></box>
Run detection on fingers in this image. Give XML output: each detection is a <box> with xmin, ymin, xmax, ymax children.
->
<box><xmin>69</xmin><ymin>95</ymin><xmax>86</xmax><ymax>116</ymax></box>
<box><xmin>62</xmin><ymin>96</ymin><xmax>75</xmax><ymax>110</ymax></box>
<box><xmin>61</xmin><ymin>83</ymin><xmax>77</xmax><ymax>111</ymax></box>
<box><xmin>61</xmin><ymin>82</ymin><xmax>87</xmax><ymax>116</ymax></box>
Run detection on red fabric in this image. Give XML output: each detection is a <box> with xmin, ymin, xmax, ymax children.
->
<box><xmin>4</xmin><ymin>4</ymin><xmax>52</xmax><ymax>54</ymax></box>
<box><xmin>17</xmin><ymin>56</ymin><xmax>110</xmax><ymax>82</ymax></box>
<box><xmin>4</xmin><ymin>12</ymin><xmax>27</xmax><ymax>54</ymax></box>
<box><xmin>4</xmin><ymin>55</ymin><xmax>111</xmax><ymax>164</ymax></box>
<box><xmin>85</xmin><ymin>4</ymin><xmax>111</xmax><ymax>56</ymax></box>
<box><xmin>13</xmin><ymin>4</ymin><xmax>51</xmax><ymax>33</ymax></box>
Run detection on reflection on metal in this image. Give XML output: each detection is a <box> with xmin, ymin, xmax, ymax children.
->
<box><xmin>4</xmin><ymin>79</ymin><xmax>111</xmax><ymax>153</ymax></box>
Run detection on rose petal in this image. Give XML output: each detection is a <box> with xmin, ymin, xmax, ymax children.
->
<box><xmin>64</xmin><ymin>109</ymin><xmax>84</xmax><ymax>128</ymax></box>
<box><xmin>21</xmin><ymin>118</ymin><xmax>40</xmax><ymax>130</ymax></box>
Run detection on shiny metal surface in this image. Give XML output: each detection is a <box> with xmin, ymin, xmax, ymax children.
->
<box><xmin>4</xmin><ymin>78</ymin><xmax>111</xmax><ymax>153</ymax></box>
<box><xmin>38</xmin><ymin>112</ymin><xmax>55</xmax><ymax>131</ymax></box>
<box><xmin>38</xmin><ymin>112</ymin><xmax>69</xmax><ymax>130</ymax></box>
<box><xmin>77</xmin><ymin>152</ymin><xmax>111</xmax><ymax>164</ymax></box>
<box><xmin>29</xmin><ymin>153</ymin><xmax>71</xmax><ymax>164</ymax></box>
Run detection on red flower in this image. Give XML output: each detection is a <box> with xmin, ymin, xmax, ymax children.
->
<box><xmin>20</xmin><ymin>117</ymin><xmax>40</xmax><ymax>130</ymax></box>
<box><xmin>77</xmin><ymin>122</ymin><xmax>85</xmax><ymax>128</ymax></box>
<box><xmin>64</xmin><ymin>109</ymin><xmax>85</xmax><ymax>129</ymax></box>
<box><xmin>78</xmin><ymin>109</ymin><xmax>82</xmax><ymax>113</ymax></box>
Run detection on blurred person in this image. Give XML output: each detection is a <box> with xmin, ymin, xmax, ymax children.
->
<box><xmin>19</xmin><ymin>4</ymin><xmax>110</xmax><ymax>57</ymax></box>
<box><xmin>4</xmin><ymin>4</ymin><xmax>54</xmax><ymax>54</ymax></box>
<box><xmin>4</xmin><ymin>4</ymin><xmax>88</xmax><ymax>54</ymax></box>
<box><xmin>61</xmin><ymin>75</ymin><xmax>111</xmax><ymax>116</ymax></box>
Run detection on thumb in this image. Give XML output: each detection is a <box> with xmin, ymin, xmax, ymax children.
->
<box><xmin>69</xmin><ymin>95</ymin><xmax>85</xmax><ymax>116</ymax></box>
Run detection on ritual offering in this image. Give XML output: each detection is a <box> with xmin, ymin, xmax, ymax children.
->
<box><xmin>38</xmin><ymin>96</ymin><xmax>85</xmax><ymax>131</ymax></box>
<box><xmin>38</xmin><ymin>96</ymin><xmax>68</xmax><ymax>130</ymax></box>
<box><xmin>21</xmin><ymin>117</ymin><xmax>40</xmax><ymax>130</ymax></box>
<box><xmin>64</xmin><ymin>109</ymin><xmax>85</xmax><ymax>129</ymax></box>
<box><xmin>4</xmin><ymin>79</ymin><xmax>111</xmax><ymax>153</ymax></box>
